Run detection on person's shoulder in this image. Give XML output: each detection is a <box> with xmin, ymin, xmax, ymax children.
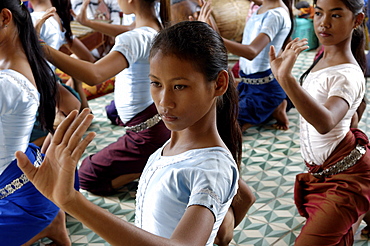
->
<box><xmin>266</xmin><ymin>7</ymin><xmax>290</xmax><ymax>18</ymax></box>
<box><xmin>116</xmin><ymin>26</ymin><xmax>157</xmax><ymax>41</ymax></box>
<box><xmin>328</xmin><ymin>64</ymin><xmax>363</xmax><ymax>77</ymax></box>
<box><xmin>0</xmin><ymin>70</ymin><xmax>36</xmax><ymax>97</ymax></box>
<box><xmin>191</xmin><ymin>147</ymin><xmax>237</xmax><ymax>168</ymax></box>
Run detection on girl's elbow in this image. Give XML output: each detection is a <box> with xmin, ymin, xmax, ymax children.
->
<box><xmin>245</xmin><ymin>51</ymin><xmax>258</xmax><ymax>60</ymax></box>
<box><xmin>315</xmin><ymin>124</ymin><xmax>334</xmax><ymax>135</ymax></box>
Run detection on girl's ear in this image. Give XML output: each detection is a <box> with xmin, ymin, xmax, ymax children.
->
<box><xmin>214</xmin><ymin>70</ymin><xmax>229</xmax><ymax>97</ymax></box>
<box><xmin>354</xmin><ymin>12</ymin><xmax>365</xmax><ymax>29</ymax></box>
<box><xmin>0</xmin><ymin>8</ymin><xmax>12</xmax><ymax>27</ymax></box>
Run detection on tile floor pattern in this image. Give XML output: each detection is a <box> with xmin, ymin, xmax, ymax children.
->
<box><xmin>32</xmin><ymin>50</ymin><xmax>370</xmax><ymax>245</ymax></box>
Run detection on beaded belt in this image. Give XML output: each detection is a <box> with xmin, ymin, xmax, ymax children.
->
<box><xmin>0</xmin><ymin>148</ymin><xmax>43</xmax><ymax>199</ymax></box>
<box><xmin>125</xmin><ymin>114</ymin><xmax>162</xmax><ymax>133</ymax></box>
<box><xmin>309</xmin><ymin>144</ymin><xmax>366</xmax><ymax>178</ymax></box>
<box><xmin>241</xmin><ymin>73</ymin><xmax>275</xmax><ymax>85</ymax></box>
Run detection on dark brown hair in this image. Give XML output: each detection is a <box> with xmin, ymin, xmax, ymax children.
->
<box><xmin>150</xmin><ymin>21</ymin><xmax>242</xmax><ymax>167</ymax></box>
<box><xmin>1</xmin><ymin>0</ymin><xmax>57</xmax><ymax>133</ymax></box>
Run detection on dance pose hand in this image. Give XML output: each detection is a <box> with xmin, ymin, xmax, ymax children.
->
<box><xmin>192</xmin><ymin>0</ymin><xmax>212</xmax><ymax>22</ymax></box>
<box><xmin>16</xmin><ymin>109</ymin><xmax>95</xmax><ymax>207</ymax></box>
<box><xmin>269</xmin><ymin>38</ymin><xmax>309</xmax><ymax>82</ymax></box>
<box><xmin>73</xmin><ymin>0</ymin><xmax>91</xmax><ymax>26</ymax></box>
<box><xmin>33</xmin><ymin>7</ymin><xmax>56</xmax><ymax>36</ymax></box>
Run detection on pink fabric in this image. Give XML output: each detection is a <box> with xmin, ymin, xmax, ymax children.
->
<box><xmin>294</xmin><ymin>129</ymin><xmax>370</xmax><ymax>245</ymax></box>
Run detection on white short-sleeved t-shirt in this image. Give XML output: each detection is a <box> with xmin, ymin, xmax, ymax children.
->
<box><xmin>31</xmin><ymin>12</ymin><xmax>66</xmax><ymax>51</ymax></box>
<box><xmin>135</xmin><ymin>144</ymin><xmax>239</xmax><ymax>246</ymax></box>
<box><xmin>110</xmin><ymin>26</ymin><xmax>157</xmax><ymax>123</ymax></box>
<box><xmin>239</xmin><ymin>7</ymin><xmax>291</xmax><ymax>75</ymax></box>
<box><xmin>0</xmin><ymin>70</ymin><xmax>39</xmax><ymax>175</ymax></box>
<box><xmin>300</xmin><ymin>64</ymin><xmax>365</xmax><ymax>165</ymax></box>
<box><xmin>31</xmin><ymin>11</ymin><xmax>66</xmax><ymax>71</ymax></box>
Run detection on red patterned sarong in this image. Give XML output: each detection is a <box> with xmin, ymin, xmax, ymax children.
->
<box><xmin>294</xmin><ymin>129</ymin><xmax>370</xmax><ymax>246</ymax></box>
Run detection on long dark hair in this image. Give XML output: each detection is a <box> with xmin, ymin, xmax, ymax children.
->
<box><xmin>142</xmin><ymin>0</ymin><xmax>171</xmax><ymax>29</ymax></box>
<box><xmin>300</xmin><ymin>0</ymin><xmax>366</xmax><ymax>83</ymax></box>
<box><xmin>150</xmin><ymin>21</ymin><xmax>242</xmax><ymax>168</ymax></box>
<box><xmin>282</xmin><ymin>0</ymin><xmax>294</xmax><ymax>47</ymax></box>
<box><xmin>50</xmin><ymin>0</ymin><xmax>73</xmax><ymax>43</ymax></box>
<box><xmin>0</xmin><ymin>0</ymin><xmax>57</xmax><ymax>133</ymax></box>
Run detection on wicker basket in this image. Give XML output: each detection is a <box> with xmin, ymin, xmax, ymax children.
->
<box><xmin>211</xmin><ymin>0</ymin><xmax>250</xmax><ymax>41</ymax></box>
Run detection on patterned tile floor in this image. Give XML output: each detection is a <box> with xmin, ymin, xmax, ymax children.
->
<box><xmin>32</xmin><ymin>50</ymin><xmax>370</xmax><ymax>245</ymax></box>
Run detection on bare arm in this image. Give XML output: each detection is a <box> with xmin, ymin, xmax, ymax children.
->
<box><xmin>64</xmin><ymin>37</ymin><xmax>96</xmax><ymax>62</ymax></box>
<box><xmin>269</xmin><ymin>39</ymin><xmax>349</xmax><ymax>134</ymax></box>
<box><xmin>44</xmin><ymin>45</ymin><xmax>127</xmax><ymax>86</ymax></box>
<box><xmin>196</xmin><ymin>0</ymin><xmax>270</xmax><ymax>60</ymax></box>
<box><xmin>232</xmin><ymin>179</ymin><xmax>255</xmax><ymax>227</ymax></box>
<box><xmin>64</xmin><ymin>196</ymin><xmax>214</xmax><ymax>246</ymax></box>
<box><xmin>76</xmin><ymin>19</ymin><xmax>135</xmax><ymax>37</ymax></box>
<box><xmin>73</xmin><ymin>0</ymin><xmax>135</xmax><ymax>37</ymax></box>
<box><xmin>16</xmin><ymin>109</ymin><xmax>216</xmax><ymax>246</ymax></box>
<box><xmin>36</xmin><ymin>8</ymin><xmax>126</xmax><ymax>86</ymax></box>
<box><xmin>56</xmin><ymin>83</ymin><xmax>81</xmax><ymax>115</ymax></box>
<box><xmin>223</xmin><ymin>33</ymin><xmax>270</xmax><ymax>60</ymax></box>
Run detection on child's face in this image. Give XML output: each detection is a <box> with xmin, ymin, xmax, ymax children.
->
<box><xmin>149</xmin><ymin>52</ymin><xmax>217</xmax><ymax>132</ymax></box>
<box><xmin>314</xmin><ymin>0</ymin><xmax>358</xmax><ymax>46</ymax></box>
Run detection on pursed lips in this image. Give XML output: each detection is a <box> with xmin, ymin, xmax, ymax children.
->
<box><xmin>160</xmin><ymin>113</ymin><xmax>177</xmax><ymax>121</ymax></box>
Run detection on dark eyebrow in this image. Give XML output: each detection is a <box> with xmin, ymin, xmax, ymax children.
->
<box><xmin>148</xmin><ymin>74</ymin><xmax>159</xmax><ymax>80</ymax></box>
<box><xmin>148</xmin><ymin>74</ymin><xmax>190</xmax><ymax>82</ymax></box>
<box><xmin>315</xmin><ymin>6</ymin><xmax>344</xmax><ymax>12</ymax></box>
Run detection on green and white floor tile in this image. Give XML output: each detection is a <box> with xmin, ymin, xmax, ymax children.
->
<box><xmin>32</xmin><ymin>50</ymin><xmax>370</xmax><ymax>245</ymax></box>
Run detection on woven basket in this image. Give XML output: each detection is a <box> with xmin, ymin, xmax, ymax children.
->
<box><xmin>211</xmin><ymin>0</ymin><xmax>250</xmax><ymax>41</ymax></box>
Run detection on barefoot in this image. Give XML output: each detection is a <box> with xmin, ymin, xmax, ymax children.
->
<box><xmin>271</xmin><ymin>99</ymin><xmax>289</xmax><ymax>130</ymax></box>
<box><xmin>361</xmin><ymin>225</ymin><xmax>370</xmax><ymax>236</ymax></box>
<box><xmin>22</xmin><ymin>209</ymin><xmax>71</xmax><ymax>246</ymax></box>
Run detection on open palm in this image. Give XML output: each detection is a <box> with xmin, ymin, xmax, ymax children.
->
<box><xmin>16</xmin><ymin>109</ymin><xmax>95</xmax><ymax>207</ymax></box>
<box><xmin>269</xmin><ymin>38</ymin><xmax>309</xmax><ymax>82</ymax></box>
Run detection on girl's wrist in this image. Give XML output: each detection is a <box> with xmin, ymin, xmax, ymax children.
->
<box><xmin>39</xmin><ymin>39</ymin><xmax>46</xmax><ymax>46</ymax></box>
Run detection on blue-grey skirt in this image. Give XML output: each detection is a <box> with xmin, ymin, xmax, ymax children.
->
<box><xmin>0</xmin><ymin>143</ymin><xmax>59</xmax><ymax>246</ymax></box>
<box><xmin>238</xmin><ymin>69</ymin><xmax>286</xmax><ymax>125</ymax></box>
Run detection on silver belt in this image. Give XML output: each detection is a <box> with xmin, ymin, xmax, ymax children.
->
<box><xmin>310</xmin><ymin>144</ymin><xmax>366</xmax><ymax>178</ymax></box>
<box><xmin>0</xmin><ymin>148</ymin><xmax>43</xmax><ymax>199</ymax></box>
<box><xmin>125</xmin><ymin>114</ymin><xmax>162</xmax><ymax>133</ymax></box>
<box><xmin>241</xmin><ymin>73</ymin><xmax>275</xmax><ymax>85</ymax></box>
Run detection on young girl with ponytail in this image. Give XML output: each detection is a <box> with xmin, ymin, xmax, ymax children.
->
<box><xmin>17</xmin><ymin>21</ymin><xmax>254</xmax><ymax>246</ymax></box>
<box><xmin>270</xmin><ymin>0</ymin><xmax>370</xmax><ymax>244</ymax></box>
<box><xmin>200</xmin><ymin>0</ymin><xmax>294</xmax><ymax>131</ymax></box>
<box><xmin>36</xmin><ymin>0</ymin><xmax>172</xmax><ymax>196</ymax></box>
<box><xmin>0</xmin><ymin>0</ymin><xmax>70</xmax><ymax>245</ymax></box>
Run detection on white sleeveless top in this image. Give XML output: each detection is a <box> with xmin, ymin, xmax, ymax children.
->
<box><xmin>0</xmin><ymin>70</ymin><xmax>39</xmax><ymax>175</ymax></box>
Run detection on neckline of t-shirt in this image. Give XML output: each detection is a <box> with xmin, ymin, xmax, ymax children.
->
<box><xmin>256</xmin><ymin>6</ymin><xmax>284</xmax><ymax>16</ymax></box>
<box><xmin>159</xmin><ymin>144</ymin><xmax>230</xmax><ymax>159</ymax></box>
<box><xmin>136</xmin><ymin>26</ymin><xmax>158</xmax><ymax>33</ymax></box>
<box><xmin>310</xmin><ymin>63</ymin><xmax>360</xmax><ymax>74</ymax></box>
<box><xmin>0</xmin><ymin>69</ymin><xmax>37</xmax><ymax>91</ymax></box>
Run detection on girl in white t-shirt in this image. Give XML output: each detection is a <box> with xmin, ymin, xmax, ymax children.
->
<box><xmin>35</xmin><ymin>0</ymin><xmax>172</xmax><ymax>196</ymax></box>
<box><xmin>199</xmin><ymin>0</ymin><xmax>294</xmax><ymax>131</ymax></box>
<box><xmin>17</xmin><ymin>21</ymin><xmax>254</xmax><ymax>246</ymax></box>
<box><xmin>270</xmin><ymin>0</ymin><xmax>370</xmax><ymax>244</ymax></box>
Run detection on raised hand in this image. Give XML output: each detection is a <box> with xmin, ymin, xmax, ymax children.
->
<box><xmin>189</xmin><ymin>0</ymin><xmax>219</xmax><ymax>33</ymax></box>
<box><xmin>269</xmin><ymin>38</ymin><xmax>309</xmax><ymax>82</ymax></box>
<box><xmin>34</xmin><ymin>7</ymin><xmax>57</xmax><ymax>36</ymax></box>
<box><xmin>73</xmin><ymin>0</ymin><xmax>91</xmax><ymax>26</ymax></box>
<box><xmin>196</xmin><ymin>0</ymin><xmax>212</xmax><ymax>23</ymax></box>
<box><xmin>16</xmin><ymin>109</ymin><xmax>95</xmax><ymax>207</ymax></box>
